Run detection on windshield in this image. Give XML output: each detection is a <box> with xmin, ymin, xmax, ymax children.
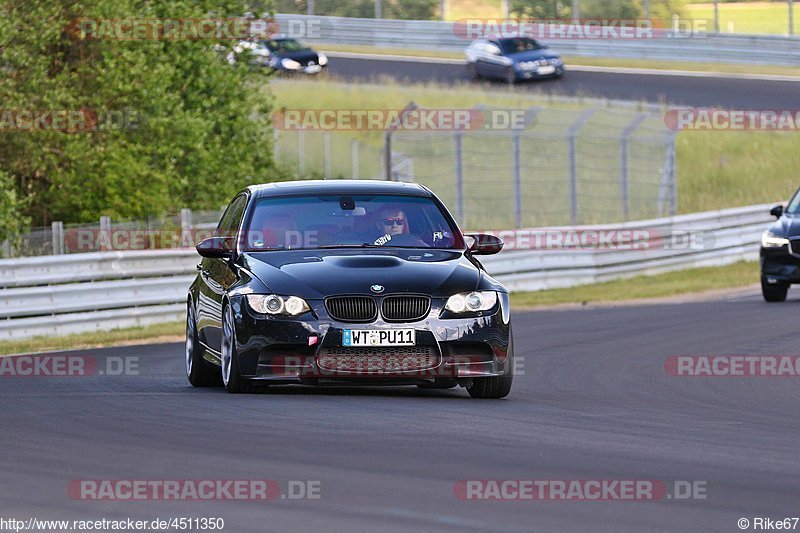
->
<box><xmin>262</xmin><ymin>39</ymin><xmax>308</xmax><ymax>53</ymax></box>
<box><xmin>241</xmin><ymin>194</ymin><xmax>463</xmax><ymax>251</ymax></box>
<box><xmin>786</xmin><ymin>188</ymin><xmax>800</xmax><ymax>215</ymax></box>
<box><xmin>498</xmin><ymin>38</ymin><xmax>542</xmax><ymax>54</ymax></box>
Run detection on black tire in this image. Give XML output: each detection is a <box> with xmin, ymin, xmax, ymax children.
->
<box><xmin>467</xmin><ymin>329</ymin><xmax>514</xmax><ymax>399</ymax></box>
<box><xmin>221</xmin><ymin>303</ymin><xmax>250</xmax><ymax>393</ymax></box>
<box><xmin>186</xmin><ymin>302</ymin><xmax>220</xmax><ymax>387</ymax></box>
<box><xmin>761</xmin><ymin>277</ymin><xmax>789</xmax><ymax>302</ymax></box>
<box><xmin>466</xmin><ymin>62</ymin><xmax>479</xmax><ymax>80</ymax></box>
<box><xmin>504</xmin><ymin>67</ymin><xmax>516</xmax><ymax>85</ymax></box>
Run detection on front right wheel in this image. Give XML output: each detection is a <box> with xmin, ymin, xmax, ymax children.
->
<box><xmin>761</xmin><ymin>277</ymin><xmax>789</xmax><ymax>302</ymax></box>
<box><xmin>221</xmin><ymin>303</ymin><xmax>250</xmax><ymax>393</ymax></box>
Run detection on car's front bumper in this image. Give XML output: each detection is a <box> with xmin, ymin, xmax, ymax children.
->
<box><xmin>229</xmin><ymin>294</ymin><xmax>512</xmax><ymax>384</ymax></box>
<box><xmin>516</xmin><ymin>64</ymin><xmax>564</xmax><ymax>80</ymax></box>
<box><xmin>761</xmin><ymin>244</ymin><xmax>800</xmax><ymax>283</ymax></box>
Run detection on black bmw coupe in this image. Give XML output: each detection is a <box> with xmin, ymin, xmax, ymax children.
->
<box><xmin>186</xmin><ymin>180</ymin><xmax>513</xmax><ymax>398</ymax></box>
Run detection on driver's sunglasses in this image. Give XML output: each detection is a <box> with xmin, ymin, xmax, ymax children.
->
<box><xmin>382</xmin><ymin>218</ymin><xmax>405</xmax><ymax>226</ymax></box>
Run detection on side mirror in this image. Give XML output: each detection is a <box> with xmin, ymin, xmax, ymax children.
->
<box><xmin>770</xmin><ymin>205</ymin><xmax>784</xmax><ymax>218</ymax></box>
<box><xmin>465</xmin><ymin>233</ymin><xmax>504</xmax><ymax>255</ymax></box>
<box><xmin>196</xmin><ymin>236</ymin><xmax>234</xmax><ymax>258</ymax></box>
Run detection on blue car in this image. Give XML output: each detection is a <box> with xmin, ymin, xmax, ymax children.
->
<box><xmin>465</xmin><ymin>37</ymin><xmax>564</xmax><ymax>83</ymax></box>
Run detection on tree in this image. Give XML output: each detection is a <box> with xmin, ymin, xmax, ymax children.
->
<box><xmin>0</xmin><ymin>0</ymin><xmax>288</xmax><ymax>227</ymax></box>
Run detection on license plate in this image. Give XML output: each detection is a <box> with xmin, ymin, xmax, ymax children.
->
<box><xmin>343</xmin><ymin>329</ymin><xmax>415</xmax><ymax>347</ymax></box>
<box><xmin>537</xmin><ymin>65</ymin><xmax>556</xmax><ymax>75</ymax></box>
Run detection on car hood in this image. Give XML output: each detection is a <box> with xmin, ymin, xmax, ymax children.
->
<box><xmin>508</xmin><ymin>49</ymin><xmax>560</xmax><ymax>62</ymax></box>
<box><xmin>770</xmin><ymin>214</ymin><xmax>800</xmax><ymax>237</ymax></box>
<box><xmin>240</xmin><ymin>249</ymin><xmax>481</xmax><ymax>298</ymax></box>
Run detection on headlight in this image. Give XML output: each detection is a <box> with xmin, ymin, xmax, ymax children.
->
<box><xmin>317</xmin><ymin>53</ymin><xmax>328</xmax><ymax>66</ymax></box>
<box><xmin>445</xmin><ymin>291</ymin><xmax>498</xmax><ymax>313</ymax></box>
<box><xmin>281</xmin><ymin>58</ymin><xmax>301</xmax><ymax>69</ymax></box>
<box><xmin>762</xmin><ymin>230</ymin><xmax>789</xmax><ymax>248</ymax></box>
<box><xmin>246</xmin><ymin>294</ymin><xmax>310</xmax><ymax>315</ymax></box>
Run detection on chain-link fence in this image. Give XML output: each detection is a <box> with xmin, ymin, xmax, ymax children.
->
<box><xmin>272</xmin><ymin>103</ymin><xmax>676</xmax><ymax>230</ymax></box>
<box><xmin>390</xmin><ymin>106</ymin><xmax>676</xmax><ymax>229</ymax></box>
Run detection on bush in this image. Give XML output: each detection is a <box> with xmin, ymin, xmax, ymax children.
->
<box><xmin>0</xmin><ymin>0</ymin><xmax>288</xmax><ymax>226</ymax></box>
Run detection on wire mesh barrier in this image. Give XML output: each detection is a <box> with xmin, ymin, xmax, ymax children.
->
<box><xmin>270</xmin><ymin>104</ymin><xmax>676</xmax><ymax>229</ymax></box>
<box><xmin>389</xmin><ymin>106</ymin><xmax>676</xmax><ymax>228</ymax></box>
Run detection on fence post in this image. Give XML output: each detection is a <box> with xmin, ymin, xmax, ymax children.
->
<box><xmin>620</xmin><ymin>113</ymin><xmax>647</xmax><ymax>221</ymax></box>
<box><xmin>383</xmin><ymin>130</ymin><xmax>392</xmax><ymax>180</ymax></box>
<box><xmin>99</xmin><ymin>215</ymin><xmax>111</xmax><ymax>251</ymax></box>
<box><xmin>297</xmin><ymin>129</ymin><xmax>305</xmax><ymax>176</ymax></box>
<box><xmin>567</xmin><ymin>109</ymin><xmax>596</xmax><ymax>225</ymax></box>
<box><xmin>351</xmin><ymin>139</ymin><xmax>359</xmax><ymax>179</ymax></box>
<box><xmin>323</xmin><ymin>131</ymin><xmax>331</xmax><ymax>179</ymax></box>
<box><xmin>273</xmin><ymin>129</ymin><xmax>279</xmax><ymax>162</ymax></box>
<box><xmin>51</xmin><ymin>221</ymin><xmax>64</xmax><ymax>255</ymax></box>
<box><xmin>454</xmin><ymin>131</ymin><xmax>464</xmax><ymax>225</ymax></box>
<box><xmin>670</xmin><ymin>137</ymin><xmax>678</xmax><ymax>215</ymax></box>
<box><xmin>180</xmin><ymin>208</ymin><xmax>193</xmax><ymax>248</ymax></box>
<box><xmin>790</xmin><ymin>0</ymin><xmax>795</xmax><ymax>35</ymax></box>
<box><xmin>512</xmin><ymin>133</ymin><xmax>522</xmax><ymax>229</ymax></box>
<box><xmin>51</xmin><ymin>221</ymin><xmax>62</xmax><ymax>255</ymax></box>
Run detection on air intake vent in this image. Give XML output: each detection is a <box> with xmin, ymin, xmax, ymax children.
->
<box><xmin>381</xmin><ymin>295</ymin><xmax>430</xmax><ymax>322</ymax></box>
<box><xmin>325</xmin><ymin>296</ymin><xmax>377</xmax><ymax>322</ymax></box>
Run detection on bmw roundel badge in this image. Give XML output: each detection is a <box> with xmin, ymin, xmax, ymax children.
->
<box><xmin>370</xmin><ymin>284</ymin><xmax>384</xmax><ymax>293</ymax></box>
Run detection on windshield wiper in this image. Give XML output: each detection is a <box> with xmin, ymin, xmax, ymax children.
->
<box><xmin>316</xmin><ymin>243</ymin><xmax>384</xmax><ymax>249</ymax></box>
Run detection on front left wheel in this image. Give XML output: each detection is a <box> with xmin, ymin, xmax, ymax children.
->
<box><xmin>221</xmin><ymin>304</ymin><xmax>251</xmax><ymax>393</ymax></box>
<box><xmin>467</xmin><ymin>329</ymin><xmax>514</xmax><ymax>399</ymax></box>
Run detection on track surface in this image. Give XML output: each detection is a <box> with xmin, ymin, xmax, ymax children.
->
<box><xmin>326</xmin><ymin>56</ymin><xmax>800</xmax><ymax>108</ymax></box>
<box><xmin>3</xmin><ymin>290</ymin><xmax>800</xmax><ymax>532</ymax></box>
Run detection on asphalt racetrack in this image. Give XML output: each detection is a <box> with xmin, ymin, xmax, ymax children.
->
<box><xmin>3</xmin><ymin>288</ymin><xmax>799</xmax><ymax>532</ymax></box>
<box><xmin>325</xmin><ymin>55</ymin><xmax>800</xmax><ymax>108</ymax></box>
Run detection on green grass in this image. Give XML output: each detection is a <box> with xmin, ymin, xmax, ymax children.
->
<box><xmin>271</xmin><ymin>78</ymin><xmax>800</xmax><ymax>220</ymax></box>
<box><xmin>510</xmin><ymin>260</ymin><xmax>759</xmax><ymax>307</ymax></box>
<box><xmin>687</xmin><ymin>2</ymin><xmax>796</xmax><ymax>34</ymax></box>
<box><xmin>321</xmin><ymin>44</ymin><xmax>800</xmax><ymax>77</ymax></box>
<box><xmin>0</xmin><ymin>321</ymin><xmax>184</xmax><ymax>357</ymax></box>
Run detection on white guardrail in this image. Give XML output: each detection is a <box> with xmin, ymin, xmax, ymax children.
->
<box><xmin>0</xmin><ymin>204</ymin><xmax>774</xmax><ymax>340</ymax></box>
<box><xmin>274</xmin><ymin>14</ymin><xmax>800</xmax><ymax>67</ymax></box>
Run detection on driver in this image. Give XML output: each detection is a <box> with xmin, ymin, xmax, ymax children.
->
<box><xmin>373</xmin><ymin>205</ymin><xmax>408</xmax><ymax>245</ymax></box>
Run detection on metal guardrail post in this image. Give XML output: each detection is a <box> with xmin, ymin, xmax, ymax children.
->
<box><xmin>670</xmin><ymin>137</ymin><xmax>678</xmax><ymax>216</ymax></box>
<box><xmin>51</xmin><ymin>221</ymin><xmax>64</xmax><ymax>255</ymax></box>
<box><xmin>620</xmin><ymin>113</ymin><xmax>648</xmax><ymax>221</ymax></box>
<box><xmin>567</xmin><ymin>109</ymin><xmax>596</xmax><ymax>225</ymax></box>
<box><xmin>351</xmin><ymin>139</ymin><xmax>359</xmax><ymax>179</ymax></box>
<box><xmin>454</xmin><ymin>131</ymin><xmax>464</xmax><ymax>225</ymax></box>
